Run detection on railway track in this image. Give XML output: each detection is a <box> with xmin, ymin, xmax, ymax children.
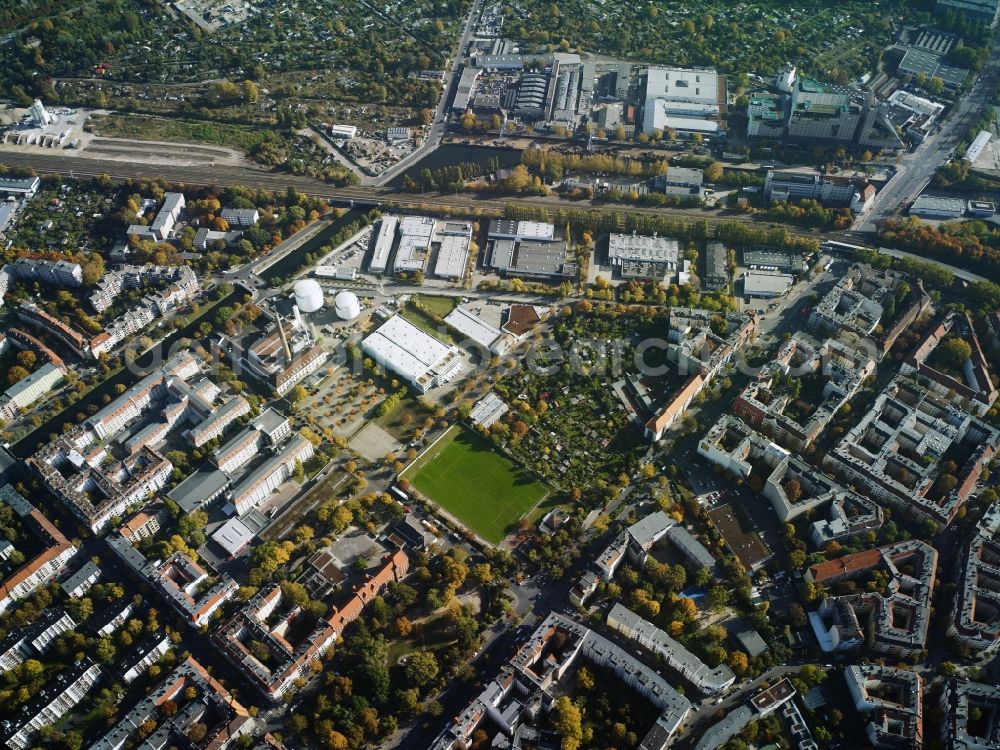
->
<box><xmin>0</xmin><ymin>149</ymin><xmax>832</xmax><ymax>238</ymax></box>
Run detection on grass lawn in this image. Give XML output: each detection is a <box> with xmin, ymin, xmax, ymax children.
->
<box><xmin>399</xmin><ymin>303</ymin><xmax>455</xmax><ymax>344</ymax></box>
<box><xmin>414</xmin><ymin>294</ymin><xmax>458</xmax><ymax>317</ymax></box>
<box><xmin>89</xmin><ymin>113</ymin><xmax>275</xmax><ymax>152</ymax></box>
<box><xmin>374</xmin><ymin>395</ymin><xmax>433</xmax><ymax>441</ymax></box>
<box><xmin>402</xmin><ymin>426</ymin><xmax>550</xmax><ymax>544</ymax></box>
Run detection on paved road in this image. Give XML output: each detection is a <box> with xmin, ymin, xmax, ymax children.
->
<box><xmin>856</xmin><ymin>33</ymin><xmax>1000</xmax><ymax>233</ymax></box>
<box><xmin>228</xmin><ymin>213</ymin><xmax>334</xmax><ymax>283</ymax></box>
<box><xmin>876</xmin><ymin>245</ymin><xmax>988</xmax><ymax>283</ymax></box>
<box><xmin>370</xmin><ymin>0</ymin><xmax>484</xmax><ymax>187</ymax></box>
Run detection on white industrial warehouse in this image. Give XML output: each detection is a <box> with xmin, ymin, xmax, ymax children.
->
<box><xmin>362</xmin><ymin>315</ymin><xmax>464</xmax><ymax>393</ymax></box>
<box><xmin>367</xmin><ymin>214</ymin><xmax>473</xmax><ymax>280</ymax></box>
<box><xmin>369</xmin><ymin>215</ymin><xmax>398</xmax><ymax>274</ymax></box>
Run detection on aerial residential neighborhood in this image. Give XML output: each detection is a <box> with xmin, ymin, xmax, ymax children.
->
<box><xmin>0</xmin><ymin>0</ymin><xmax>998</xmax><ymax>749</ymax></box>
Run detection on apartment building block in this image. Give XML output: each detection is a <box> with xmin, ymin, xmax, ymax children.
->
<box><xmin>845</xmin><ymin>664</ymin><xmax>924</xmax><ymax>750</ymax></box>
<box><xmin>107</xmin><ymin>531</ymin><xmax>238</xmax><ymax>630</ymax></box>
<box><xmin>644</xmin><ymin>308</ymin><xmax>757</xmax><ymax>441</ymax></box>
<box><xmin>0</xmin><ymin>484</ymin><xmax>77</xmax><ymax>615</ymax></box>
<box><xmin>698</xmin><ymin>415</ymin><xmax>883</xmax><ymax>542</ymax></box>
<box><xmin>120</xmin><ymin>631</ymin><xmax>171</xmax><ymax>683</ymax></box>
<box><xmin>808</xmin><ymin>540</ymin><xmax>937</xmax><ymax>659</ymax></box>
<box><xmin>948</xmin><ymin>503</ymin><xmax>1000</xmax><ymax>657</ymax></box>
<box><xmin>93</xmin><ymin>657</ymin><xmax>252</xmax><ymax>750</ymax></box>
<box><xmin>230</xmin><ymin>432</ymin><xmax>314</xmax><ymax>515</ymax></box>
<box><xmin>900</xmin><ymin>310</ymin><xmax>997</xmax><ymax>417</ymax></box>
<box><xmin>430</xmin><ymin>611</ymin><xmax>691</xmax><ymax>750</ymax></box>
<box><xmin>0</xmin><ymin>609</ymin><xmax>76</xmax><ymax>672</ymax></box>
<box><xmin>940</xmin><ymin>679</ymin><xmax>1000</xmax><ymax>750</ymax></box>
<box><xmin>824</xmin><ymin>378</ymin><xmax>1000</xmax><ymax>528</ymax></box>
<box><xmin>215</xmin><ymin>550</ymin><xmax>409</xmax><ymax>702</ymax></box>
<box><xmin>10</xmin><ymin>258</ymin><xmax>82</xmax><ymax>287</ymax></box>
<box><xmin>0</xmin><ymin>660</ymin><xmax>102</xmax><ymax>750</ymax></box>
<box><xmin>608</xmin><ymin>603</ymin><xmax>735</xmax><ymax>694</ymax></box>
<box><xmin>0</xmin><ymin>362</ymin><xmax>65</xmax><ymax>422</ymax></box>
<box><xmin>59</xmin><ymin>560</ymin><xmax>100</xmax><ymax>598</ymax></box>
<box><xmin>119</xmin><ymin>501</ymin><xmax>169</xmax><ymax>544</ymax></box>
<box><xmin>733</xmin><ymin>334</ymin><xmax>873</xmax><ymax>452</ymax></box>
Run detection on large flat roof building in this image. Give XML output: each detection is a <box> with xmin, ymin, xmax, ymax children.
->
<box><xmin>0</xmin><ymin>175</ymin><xmax>40</xmax><ymax>197</ymax></box>
<box><xmin>607</xmin><ymin>233</ymin><xmax>679</xmax><ymax>280</ymax></box>
<box><xmin>910</xmin><ymin>193</ymin><xmax>965</xmax><ymax>219</ymax></box>
<box><xmin>486</xmin><ymin>219</ymin><xmax>575</xmax><ymax>279</ymax></box>
<box><xmin>362</xmin><ymin>315</ymin><xmax>464</xmax><ymax>393</ymax></box>
<box><xmin>369</xmin><ymin>215</ymin><xmax>398</xmax><ymax>274</ymax></box>
<box><xmin>966</xmin><ymin>130</ymin><xmax>992</xmax><ymax>164</ymax></box>
<box><xmin>453</xmin><ymin>66</ymin><xmax>481</xmax><ymax>111</ymax></box>
<box><xmin>395</xmin><ymin>215</ymin><xmax>435</xmax><ymax>273</ymax></box>
<box><xmin>444</xmin><ymin>304</ymin><xmax>505</xmax><ymax>353</ymax></box>
<box><xmin>469</xmin><ymin>392</ymin><xmax>510</xmax><ymax>429</ymax></box>
<box><xmin>743</xmin><ymin>269</ymin><xmax>793</xmax><ymax>298</ymax></box>
<box><xmin>488</xmin><ymin>238</ymin><xmax>577</xmax><ymax>278</ymax></box>
<box><xmin>703</xmin><ymin>241</ymin><xmax>728</xmax><ymax>290</ymax></box>
<box><xmin>642</xmin><ymin>67</ymin><xmax>725</xmax><ymax>137</ymax></box>
<box><xmin>488</xmin><ymin>219</ymin><xmax>556</xmax><ymax>242</ymax></box>
<box><xmin>433</xmin><ymin>221</ymin><xmax>473</xmax><ymax>279</ymax></box>
<box><xmin>127</xmin><ymin>191</ymin><xmax>185</xmax><ymax>242</ymax></box>
<box><xmin>935</xmin><ymin>0</ymin><xmax>1000</xmax><ymax>26</ymax></box>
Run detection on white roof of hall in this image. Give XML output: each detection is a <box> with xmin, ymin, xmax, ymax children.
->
<box><xmin>608</xmin><ymin>233</ymin><xmax>680</xmax><ymax>262</ymax></box>
<box><xmin>646</xmin><ymin>67</ymin><xmax>720</xmax><ymax>103</ymax></box>
<box><xmin>399</xmin><ymin>215</ymin><xmax>435</xmax><ymax>238</ymax></box>
<box><xmin>363</xmin><ymin>315</ymin><xmax>453</xmax><ymax>382</ymax></box>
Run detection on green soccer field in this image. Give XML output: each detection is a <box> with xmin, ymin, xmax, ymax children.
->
<box><xmin>402</xmin><ymin>426</ymin><xmax>550</xmax><ymax>544</ymax></box>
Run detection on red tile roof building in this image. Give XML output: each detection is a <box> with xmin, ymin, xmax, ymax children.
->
<box><xmin>808</xmin><ymin>540</ymin><xmax>937</xmax><ymax>659</ymax></box>
<box><xmin>216</xmin><ymin>550</ymin><xmax>409</xmax><ymax>702</ymax></box>
<box><xmin>0</xmin><ymin>485</ymin><xmax>77</xmax><ymax>615</ymax></box>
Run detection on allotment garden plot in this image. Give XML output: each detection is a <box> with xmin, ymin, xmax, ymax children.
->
<box><xmin>402</xmin><ymin>426</ymin><xmax>551</xmax><ymax>544</ymax></box>
<box><xmin>490</xmin><ymin>309</ymin><xmax>669</xmax><ymax>490</ymax></box>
